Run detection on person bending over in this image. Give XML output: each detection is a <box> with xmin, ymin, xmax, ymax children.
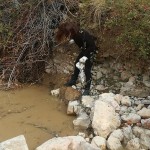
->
<box><xmin>55</xmin><ymin>21</ymin><xmax>98</xmax><ymax>95</ymax></box>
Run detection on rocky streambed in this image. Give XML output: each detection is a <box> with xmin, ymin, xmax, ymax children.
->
<box><xmin>0</xmin><ymin>55</ymin><xmax>150</xmax><ymax>150</ymax></box>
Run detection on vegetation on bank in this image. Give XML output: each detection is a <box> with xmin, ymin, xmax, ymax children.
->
<box><xmin>80</xmin><ymin>0</ymin><xmax>150</xmax><ymax>64</ymax></box>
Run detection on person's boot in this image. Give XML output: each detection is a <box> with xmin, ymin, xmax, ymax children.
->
<box><xmin>82</xmin><ymin>80</ymin><xmax>91</xmax><ymax>95</ymax></box>
<box><xmin>83</xmin><ymin>89</ymin><xmax>90</xmax><ymax>95</ymax></box>
<box><xmin>64</xmin><ymin>75</ymin><xmax>77</xmax><ymax>86</ymax></box>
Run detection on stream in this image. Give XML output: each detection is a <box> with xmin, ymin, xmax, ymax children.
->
<box><xmin>0</xmin><ymin>84</ymin><xmax>77</xmax><ymax>150</ymax></box>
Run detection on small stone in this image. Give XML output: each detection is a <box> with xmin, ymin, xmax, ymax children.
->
<box><xmin>135</xmin><ymin>104</ymin><xmax>144</xmax><ymax>111</ymax></box>
<box><xmin>122</xmin><ymin>126</ymin><xmax>134</xmax><ymax>145</ymax></box>
<box><xmin>73</xmin><ymin>112</ymin><xmax>91</xmax><ymax>129</ymax></box>
<box><xmin>121</xmin><ymin>113</ymin><xmax>141</xmax><ymax>124</ymax></box>
<box><xmin>78</xmin><ymin>132</ymin><xmax>86</xmax><ymax>138</ymax></box>
<box><xmin>121</xmin><ymin>96</ymin><xmax>131</xmax><ymax>106</ymax></box>
<box><xmin>141</xmin><ymin>100</ymin><xmax>150</xmax><ymax>105</ymax></box>
<box><xmin>121</xmin><ymin>71</ymin><xmax>131</xmax><ymax>81</ymax></box>
<box><xmin>141</xmin><ymin>118</ymin><xmax>150</xmax><ymax>129</ymax></box>
<box><xmin>140</xmin><ymin>133</ymin><xmax>150</xmax><ymax>149</ymax></box>
<box><xmin>91</xmin><ymin>136</ymin><xmax>106</xmax><ymax>150</ymax></box>
<box><xmin>126</xmin><ymin>138</ymin><xmax>140</xmax><ymax>150</ymax></box>
<box><xmin>137</xmin><ymin>107</ymin><xmax>150</xmax><ymax>118</ymax></box>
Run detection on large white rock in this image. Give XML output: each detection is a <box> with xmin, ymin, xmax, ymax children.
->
<box><xmin>91</xmin><ymin>136</ymin><xmax>106</xmax><ymax>150</ymax></box>
<box><xmin>0</xmin><ymin>135</ymin><xmax>29</xmax><ymax>150</ymax></box>
<box><xmin>98</xmin><ymin>93</ymin><xmax>120</xmax><ymax>111</ymax></box>
<box><xmin>92</xmin><ymin>101</ymin><xmax>121</xmax><ymax>138</ymax></box>
<box><xmin>36</xmin><ymin>136</ymin><xmax>100</xmax><ymax>150</ymax></box>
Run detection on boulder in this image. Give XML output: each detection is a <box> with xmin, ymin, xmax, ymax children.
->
<box><xmin>98</xmin><ymin>93</ymin><xmax>120</xmax><ymax>111</ymax></box>
<box><xmin>59</xmin><ymin>87</ymin><xmax>81</xmax><ymax>102</ymax></box>
<box><xmin>92</xmin><ymin>101</ymin><xmax>121</xmax><ymax>138</ymax></box>
<box><xmin>0</xmin><ymin>135</ymin><xmax>29</xmax><ymax>150</ymax></box>
<box><xmin>36</xmin><ymin>136</ymin><xmax>99</xmax><ymax>150</ymax></box>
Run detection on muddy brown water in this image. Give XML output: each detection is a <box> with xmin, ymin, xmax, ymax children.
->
<box><xmin>0</xmin><ymin>84</ymin><xmax>77</xmax><ymax>150</ymax></box>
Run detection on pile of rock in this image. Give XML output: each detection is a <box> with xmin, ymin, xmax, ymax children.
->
<box><xmin>48</xmin><ymin>85</ymin><xmax>150</xmax><ymax>150</ymax></box>
<box><xmin>65</xmin><ymin>92</ymin><xmax>150</xmax><ymax>150</ymax></box>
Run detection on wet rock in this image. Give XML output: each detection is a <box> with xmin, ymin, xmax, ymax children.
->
<box><xmin>92</xmin><ymin>101</ymin><xmax>121</xmax><ymax>138</ymax></box>
<box><xmin>0</xmin><ymin>135</ymin><xmax>29</xmax><ymax>150</ymax></box>
<box><xmin>67</xmin><ymin>100</ymin><xmax>80</xmax><ymax>115</ymax></box>
<box><xmin>91</xmin><ymin>136</ymin><xmax>106</xmax><ymax>150</ymax></box>
<box><xmin>107</xmin><ymin>129</ymin><xmax>124</xmax><ymax>150</ymax></box>
<box><xmin>141</xmin><ymin>118</ymin><xmax>150</xmax><ymax>129</ymax></box>
<box><xmin>121</xmin><ymin>96</ymin><xmax>131</xmax><ymax>106</ymax></box>
<box><xmin>51</xmin><ymin>88</ymin><xmax>60</xmax><ymax>97</ymax></box>
<box><xmin>36</xmin><ymin>136</ymin><xmax>99</xmax><ymax>150</ymax></box>
<box><xmin>137</xmin><ymin>107</ymin><xmax>150</xmax><ymax>119</ymax></box>
<box><xmin>121</xmin><ymin>113</ymin><xmax>141</xmax><ymax>124</ymax></box>
<box><xmin>59</xmin><ymin>87</ymin><xmax>81</xmax><ymax>102</ymax></box>
<box><xmin>122</xmin><ymin>126</ymin><xmax>134</xmax><ymax>145</ymax></box>
<box><xmin>126</xmin><ymin>138</ymin><xmax>140</xmax><ymax>150</ymax></box>
<box><xmin>73</xmin><ymin>112</ymin><xmax>91</xmax><ymax>129</ymax></box>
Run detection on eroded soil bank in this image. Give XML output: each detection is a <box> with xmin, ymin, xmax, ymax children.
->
<box><xmin>0</xmin><ymin>83</ymin><xmax>77</xmax><ymax>150</ymax></box>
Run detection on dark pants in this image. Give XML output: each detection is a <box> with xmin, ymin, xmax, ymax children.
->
<box><xmin>71</xmin><ymin>51</ymin><xmax>94</xmax><ymax>90</ymax></box>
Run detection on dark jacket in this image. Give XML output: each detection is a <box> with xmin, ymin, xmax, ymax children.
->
<box><xmin>72</xmin><ymin>30</ymin><xmax>97</xmax><ymax>59</ymax></box>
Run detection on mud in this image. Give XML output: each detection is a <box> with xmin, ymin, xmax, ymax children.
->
<box><xmin>0</xmin><ymin>84</ymin><xmax>77</xmax><ymax>150</ymax></box>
